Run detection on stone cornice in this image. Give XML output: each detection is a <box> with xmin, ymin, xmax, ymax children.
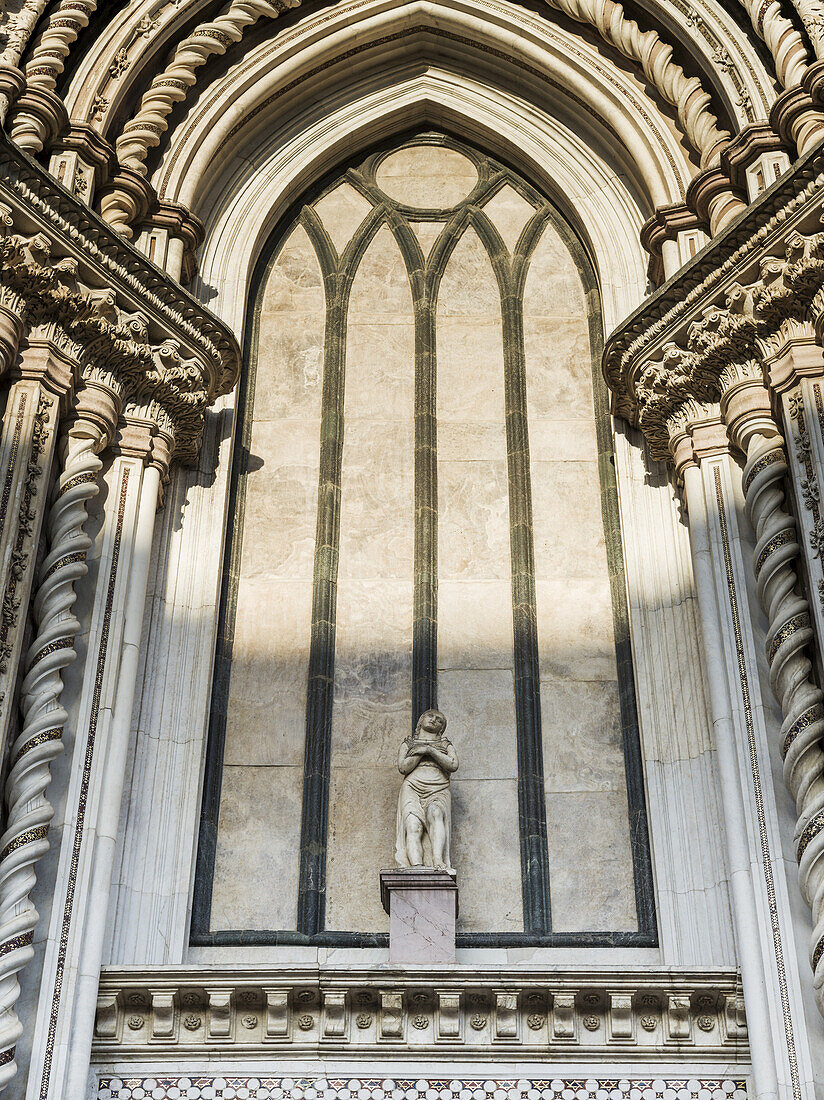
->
<box><xmin>0</xmin><ymin>129</ymin><xmax>240</xmax><ymax>400</ymax></box>
<box><xmin>93</xmin><ymin>967</ymin><xmax>748</xmax><ymax>1062</ymax></box>
<box><xmin>603</xmin><ymin>140</ymin><xmax>824</xmax><ymax>457</ymax></box>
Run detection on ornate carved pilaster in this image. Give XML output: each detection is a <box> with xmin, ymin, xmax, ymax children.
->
<box><xmin>0</xmin><ymin>373</ymin><xmax>119</xmax><ymax>1089</ymax></box>
<box><xmin>0</xmin><ymin>326</ymin><xmax>77</xmax><ymax>766</ymax></box>
<box><xmin>720</xmin><ymin>380</ymin><xmax>824</xmax><ymax>1025</ymax></box>
<box><xmin>25</xmin><ymin>393</ymin><xmax>170</xmax><ymax>1100</ymax></box>
<box><xmin>665</xmin><ymin>400</ymin><xmax>812</xmax><ymax>1100</ymax></box>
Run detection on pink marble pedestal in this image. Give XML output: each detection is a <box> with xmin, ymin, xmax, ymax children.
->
<box><xmin>380</xmin><ymin>868</ymin><xmax>458</xmax><ymax>963</ymax></box>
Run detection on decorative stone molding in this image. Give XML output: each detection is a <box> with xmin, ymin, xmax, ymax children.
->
<box><xmin>98</xmin><ymin>0</ymin><xmax>738</xmax><ymax>236</ymax></box>
<box><xmin>603</xmin><ymin>142</ymin><xmax>824</xmax><ymax>456</ymax></box>
<box><xmin>0</xmin><ymin>132</ymin><xmax>240</xmax><ymax>461</ymax></box>
<box><xmin>0</xmin><ymin>130</ymin><xmax>239</xmax><ymax>400</ymax></box>
<box><xmin>108</xmin><ymin>0</ymin><xmax>303</xmax><ymax>228</ymax></box>
<box><xmin>92</xmin><ymin>969</ymin><xmax>748</xmax><ymax>1061</ymax></box>
<box><xmin>732</xmin><ymin>0</ymin><xmax>812</xmax><ymax>90</ymax></box>
<box><xmin>541</xmin><ymin>0</ymin><xmax>732</xmax><ymax>172</ymax></box>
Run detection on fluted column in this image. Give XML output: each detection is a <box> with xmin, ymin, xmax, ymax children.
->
<box><xmin>24</xmin><ymin>402</ymin><xmax>170</xmax><ymax>1100</ymax></box>
<box><xmin>668</xmin><ymin>406</ymin><xmax>816</xmax><ymax>1100</ymax></box>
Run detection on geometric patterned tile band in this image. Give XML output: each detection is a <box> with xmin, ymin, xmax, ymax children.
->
<box><xmin>96</xmin><ymin>1077</ymin><xmax>751</xmax><ymax>1100</ymax></box>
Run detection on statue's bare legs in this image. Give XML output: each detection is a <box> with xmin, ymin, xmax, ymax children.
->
<box><xmin>427</xmin><ymin>804</ymin><xmax>448</xmax><ymax>869</ymax></box>
<box><xmin>405</xmin><ymin>814</ymin><xmax>425</xmax><ymax>865</ymax></box>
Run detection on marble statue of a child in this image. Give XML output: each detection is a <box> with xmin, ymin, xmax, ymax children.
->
<box><xmin>395</xmin><ymin>709</ymin><xmax>458</xmax><ymax>871</ymax></box>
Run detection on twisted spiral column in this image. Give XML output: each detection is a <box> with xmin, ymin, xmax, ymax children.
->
<box><xmin>742</xmin><ymin>430</ymin><xmax>824</xmax><ymax>1016</ymax></box>
<box><xmin>0</xmin><ymin>424</ymin><xmax>102</xmax><ymax>1090</ymax></box>
<box><xmin>735</xmin><ymin>0</ymin><xmax>811</xmax><ymax>87</ymax></box>
<box><xmin>544</xmin><ymin>0</ymin><xmax>730</xmax><ymax>167</ymax></box>
<box><xmin>7</xmin><ymin>0</ymin><xmax>95</xmax><ymax>151</ymax></box>
<box><xmin>113</xmin><ymin>0</ymin><xmax>301</xmax><ymax>177</ymax></box>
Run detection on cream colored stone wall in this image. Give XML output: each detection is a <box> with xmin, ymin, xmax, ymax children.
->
<box><xmin>210</xmin><ymin>222</ymin><xmax>324</xmax><ymax>931</ymax></box>
<box><xmin>208</xmin><ymin>138</ymin><xmax>638</xmax><ymax>936</ymax></box>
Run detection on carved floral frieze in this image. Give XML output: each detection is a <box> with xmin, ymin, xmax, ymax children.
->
<box><xmin>0</xmin><ymin>130</ymin><xmax>240</xmax><ymax>463</ymax></box>
<box><xmin>603</xmin><ymin>143</ymin><xmax>824</xmax><ymax>458</ymax></box>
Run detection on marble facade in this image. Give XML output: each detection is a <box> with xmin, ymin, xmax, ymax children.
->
<box><xmin>6</xmin><ymin>0</ymin><xmax>824</xmax><ymax>1096</ymax></box>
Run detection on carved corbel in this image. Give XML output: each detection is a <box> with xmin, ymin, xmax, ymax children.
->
<box><xmin>206</xmin><ymin>989</ymin><xmax>233</xmax><ymax>1040</ymax></box>
<box><xmin>608</xmin><ymin>991</ymin><xmax>634</xmax><ymax>1041</ymax></box>
<box><xmin>379</xmin><ymin>991</ymin><xmax>403</xmax><ymax>1039</ymax></box>
<box><xmin>769</xmin><ymin>86</ymin><xmax>824</xmax><ymax>157</ymax></box>
<box><xmin>551</xmin><ymin>991</ymin><xmax>576</xmax><ymax>1039</ymax></box>
<box><xmin>322</xmin><ymin>992</ymin><xmax>347</xmax><ymax>1038</ymax></box>
<box><xmin>97</xmin><ymin>169</ymin><xmax>156</xmax><ymax>240</ymax></box>
<box><xmin>149</xmin><ymin>990</ymin><xmax>176</xmax><ymax>1040</ymax></box>
<box><xmin>7</xmin><ymin>84</ymin><xmax>69</xmax><ymax>156</ymax></box>
<box><xmin>494</xmin><ymin>992</ymin><xmax>519</xmax><ymax>1039</ymax></box>
<box><xmin>436</xmin><ymin>990</ymin><xmax>462</xmax><ymax>1040</ymax></box>
<box><xmin>263</xmin><ymin>988</ymin><xmax>290</xmax><ymax>1039</ymax></box>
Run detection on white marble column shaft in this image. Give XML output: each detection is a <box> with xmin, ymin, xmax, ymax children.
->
<box><xmin>23</xmin><ymin>448</ymin><xmax>150</xmax><ymax>1100</ymax></box>
<box><xmin>0</xmin><ymin>420</ymin><xmax>104</xmax><ymax>1091</ymax></box>
<box><xmin>0</xmin><ymin>370</ymin><xmax>63</xmax><ymax>766</ymax></box>
<box><xmin>64</xmin><ymin>461</ymin><xmax>161</xmax><ymax>1099</ymax></box>
<box><xmin>682</xmin><ymin>440</ymin><xmax>816</xmax><ymax>1100</ymax></box>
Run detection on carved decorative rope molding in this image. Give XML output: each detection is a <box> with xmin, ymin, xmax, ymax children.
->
<box><xmin>0</xmin><ymin>416</ymin><xmax>107</xmax><ymax>1091</ymax></box>
<box><xmin>108</xmin><ymin>0</ymin><xmax>302</xmax><ymax>215</ymax></box>
<box><xmin>541</xmin><ymin>0</ymin><xmax>730</xmax><ymax>167</ymax></box>
<box><xmin>736</xmin><ymin>0</ymin><xmax>812</xmax><ymax>87</ymax></box>
<box><xmin>740</xmin><ymin>429</ymin><xmax>824</xmax><ymax>1009</ymax></box>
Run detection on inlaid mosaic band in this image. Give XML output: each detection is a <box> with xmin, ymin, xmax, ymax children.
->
<box><xmin>95</xmin><ymin>1077</ymin><xmax>750</xmax><ymax>1100</ymax></box>
<box><xmin>742</xmin><ymin>448</ymin><xmax>782</xmax><ymax>494</ymax></box>
<box><xmin>781</xmin><ymin>701</ymin><xmax>824</xmax><ymax>759</ymax></box>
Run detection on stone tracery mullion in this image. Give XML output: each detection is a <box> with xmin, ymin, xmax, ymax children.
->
<box><xmin>469</xmin><ymin>202</ymin><xmax>553</xmax><ymax>932</ymax></box>
<box><xmin>294</xmin><ymin>201</ymin><xmax>386</xmax><ymax>936</ymax></box>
